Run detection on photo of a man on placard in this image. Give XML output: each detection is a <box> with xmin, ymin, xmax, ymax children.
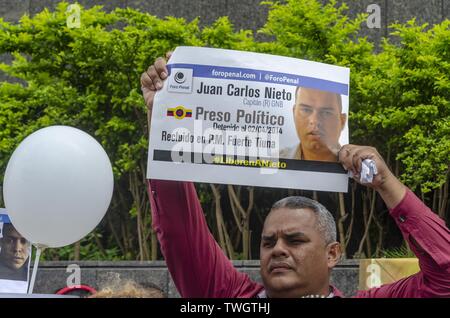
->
<box><xmin>0</xmin><ymin>208</ymin><xmax>30</xmax><ymax>293</ymax></box>
<box><xmin>279</xmin><ymin>86</ymin><xmax>347</xmax><ymax>162</ymax></box>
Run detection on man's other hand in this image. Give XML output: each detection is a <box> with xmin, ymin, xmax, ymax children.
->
<box><xmin>338</xmin><ymin>144</ymin><xmax>406</xmax><ymax>208</ymax></box>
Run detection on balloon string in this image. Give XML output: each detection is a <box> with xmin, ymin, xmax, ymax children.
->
<box><xmin>28</xmin><ymin>245</ymin><xmax>45</xmax><ymax>294</ymax></box>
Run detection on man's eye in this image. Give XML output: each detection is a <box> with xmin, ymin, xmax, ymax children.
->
<box><xmin>320</xmin><ymin>110</ymin><xmax>335</xmax><ymax>117</ymax></box>
<box><xmin>300</xmin><ymin>107</ymin><xmax>312</xmax><ymax>114</ymax></box>
<box><xmin>263</xmin><ymin>241</ymin><xmax>274</xmax><ymax>248</ymax></box>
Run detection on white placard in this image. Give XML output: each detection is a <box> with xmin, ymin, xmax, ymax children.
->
<box><xmin>0</xmin><ymin>209</ymin><xmax>31</xmax><ymax>294</ymax></box>
<box><xmin>147</xmin><ymin>46</ymin><xmax>350</xmax><ymax>192</ymax></box>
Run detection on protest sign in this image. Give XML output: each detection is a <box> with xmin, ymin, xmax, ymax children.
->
<box><xmin>0</xmin><ymin>208</ymin><xmax>30</xmax><ymax>293</ymax></box>
<box><xmin>147</xmin><ymin>46</ymin><xmax>350</xmax><ymax>192</ymax></box>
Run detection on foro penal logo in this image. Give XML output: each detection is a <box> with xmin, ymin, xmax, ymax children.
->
<box><xmin>174</xmin><ymin>71</ymin><xmax>186</xmax><ymax>84</ymax></box>
<box><xmin>167</xmin><ymin>105</ymin><xmax>192</xmax><ymax>120</ymax></box>
<box><xmin>167</xmin><ymin>67</ymin><xmax>193</xmax><ymax>93</ymax></box>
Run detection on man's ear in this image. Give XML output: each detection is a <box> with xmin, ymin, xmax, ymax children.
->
<box><xmin>327</xmin><ymin>242</ymin><xmax>342</xmax><ymax>269</ymax></box>
<box><xmin>340</xmin><ymin>113</ymin><xmax>347</xmax><ymax>131</ymax></box>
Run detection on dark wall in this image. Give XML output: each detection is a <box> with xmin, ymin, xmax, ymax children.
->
<box><xmin>31</xmin><ymin>260</ymin><xmax>359</xmax><ymax>297</ymax></box>
<box><xmin>0</xmin><ymin>0</ymin><xmax>448</xmax><ymax>35</ymax></box>
<box><xmin>0</xmin><ymin>0</ymin><xmax>269</xmax><ymax>30</ymax></box>
<box><xmin>0</xmin><ymin>0</ymin><xmax>447</xmax><ymax>83</ymax></box>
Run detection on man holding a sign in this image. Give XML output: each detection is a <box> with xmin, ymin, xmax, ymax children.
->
<box><xmin>142</xmin><ymin>48</ymin><xmax>450</xmax><ymax>298</ymax></box>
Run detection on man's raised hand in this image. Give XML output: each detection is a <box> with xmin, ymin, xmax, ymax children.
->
<box><xmin>140</xmin><ymin>52</ymin><xmax>172</xmax><ymax>123</ymax></box>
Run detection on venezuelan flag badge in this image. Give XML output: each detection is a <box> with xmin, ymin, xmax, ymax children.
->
<box><xmin>167</xmin><ymin>106</ymin><xmax>192</xmax><ymax>120</ymax></box>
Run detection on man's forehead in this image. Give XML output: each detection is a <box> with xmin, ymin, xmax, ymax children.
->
<box><xmin>296</xmin><ymin>88</ymin><xmax>339</xmax><ymax>105</ymax></box>
<box><xmin>263</xmin><ymin>208</ymin><xmax>317</xmax><ymax>233</ymax></box>
<box><xmin>262</xmin><ymin>227</ymin><xmax>310</xmax><ymax>237</ymax></box>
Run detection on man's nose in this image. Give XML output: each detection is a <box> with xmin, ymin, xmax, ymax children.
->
<box><xmin>271</xmin><ymin>239</ymin><xmax>288</xmax><ymax>258</ymax></box>
<box><xmin>308</xmin><ymin>110</ymin><xmax>320</xmax><ymax>128</ymax></box>
<box><xmin>13</xmin><ymin>240</ymin><xmax>23</xmax><ymax>252</ymax></box>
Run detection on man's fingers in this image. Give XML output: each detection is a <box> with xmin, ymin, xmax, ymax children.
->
<box><xmin>352</xmin><ymin>149</ymin><xmax>365</xmax><ymax>175</ymax></box>
<box><xmin>141</xmin><ymin>52</ymin><xmax>173</xmax><ymax>127</ymax></box>
<box><xmin>141</xmin><ymin>70</ymin><xmax>157</xmax><ymax>112</ymax></box>
<box><xmin>140</xmin><ymin>71</ymin><xmax>155</xmax><ymax>91</ymax></box>
<box><xmin>338</xmin><ymin>144</ymin><xmax>390</xmax><ymax>188</ymax></box>
<box><xmin>154</xmin><ymin>57</ymin><xmax>168</xmax><ymax>80</ymax></box>
<box><xmin>145</xmin><ymin>65</ymin><xmax>163</xmax><ymax>90</ymax></box>
<box><xmin>351</xmin><ymin>147</ymin><xmax>379</xmax><ymax>179</ymax></box>
<box><xmin>340</xmin><ymin>145</ymin><xmax>376</xmax><ymax>176</ymax></box>
<box><xmin>339</xmin><ymin>145</ymin><xmax>354</xmax><ymax>172</ymax></box>
<box><xmin>142</xmin><ymin>53</ymin><xmax>171</xmax><ymax>93</ymax></box>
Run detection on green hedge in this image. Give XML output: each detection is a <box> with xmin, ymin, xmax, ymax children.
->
<box><xmin>0</xmin><ymin>1</ymin><xmax>448</xmax><ymax>260</ymax></box>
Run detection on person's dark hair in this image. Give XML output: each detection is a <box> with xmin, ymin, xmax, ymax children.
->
<box><xmin>0</xmin><ymin>223</ymin><xmax>28</xmax><ymax>245</ymax></box>
<box><xmin>1</xmin><ymin>223</ymin><xmax>15</xmax><ymax>233</ymax></box>
<box><xmin>270</xmin><ymin>196</ymin><xmax>337</xmax><ymax>245</ymax></box>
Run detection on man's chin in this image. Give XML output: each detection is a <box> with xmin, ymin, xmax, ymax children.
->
<box><xmin>8</xmin><ymin>261</ymin><xmax>25</xmax><ymax>270</ymax></box>
<box><xmin>267</xmin><ymin>273</ymin><xmax>298</xmax><ymax>288</ymax></box>
<box><xmin>305</xmin><ymin>142</ymin><xmax>333</xmax><ymax>153</ymax></box>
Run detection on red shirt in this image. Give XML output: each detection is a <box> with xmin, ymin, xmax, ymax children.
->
<box><xmin>148</xmin><ymin>180</ymin><xmax>450</xmax><ymax>298</ymax></box>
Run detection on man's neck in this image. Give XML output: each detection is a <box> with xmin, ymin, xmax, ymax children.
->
<box><xmin>301</xmin><ymin>147</ymin><xmax>338</xmax><ymax>162</ymax></box>
<box><xmin>262</xmin><ymin>285</ymin><xmax>333</xmax><ymax>298</ymax></box>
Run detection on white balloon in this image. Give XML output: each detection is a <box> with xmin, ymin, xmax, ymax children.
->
<box><xmin>3</xmin><ymin>126</ymin><xmax>114</xmax><ymax>248</ymax></box>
